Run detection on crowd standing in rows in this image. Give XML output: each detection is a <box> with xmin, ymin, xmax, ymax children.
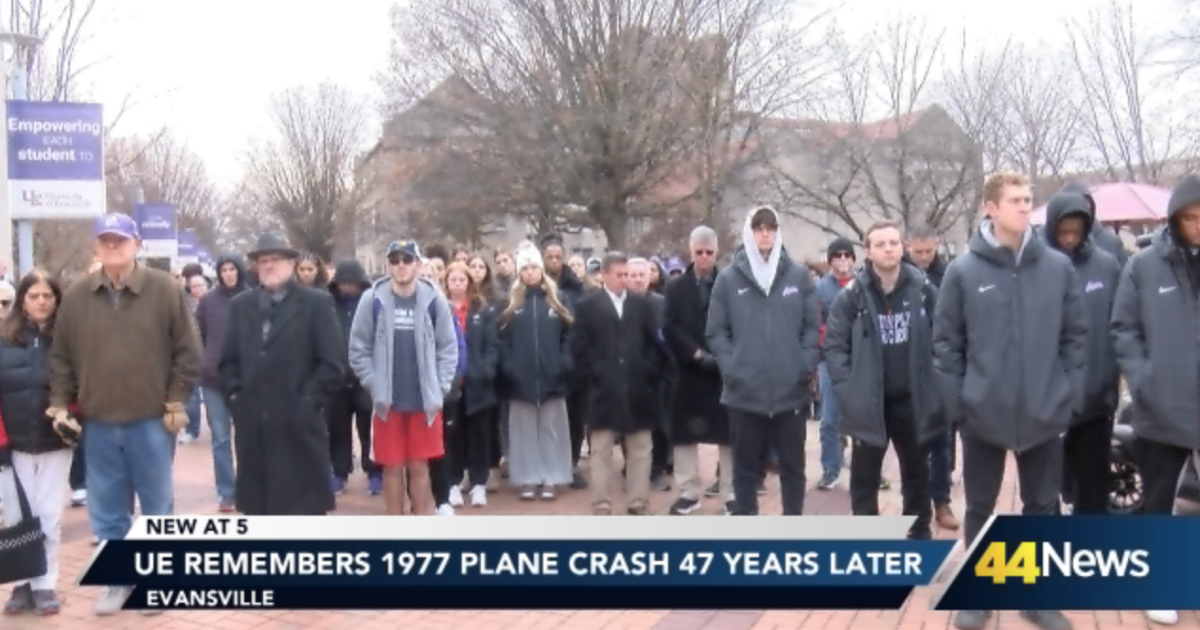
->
<box><xmin>1</xmin><ymin>172</ymin><xmax>1199</xmax><ymax>630</ymax></box>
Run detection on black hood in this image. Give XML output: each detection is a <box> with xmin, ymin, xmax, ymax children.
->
<box><xmin>329</xmin><ymin>259</ymin><xmax>370</xmax><ymax>293</ymax></box>
<box><xmin>1057</xmin><ymin>181</ymin><xmax>1096</xmax><ymax>217</ymax></box>
<box><xmin>1167</xmin><ymin>175</ymin><xmax>1200</xmax><ymax>252</ymax></box>
<box><xmin>214</xmin><ymin>254</ymin><xmax>247</xmax><ymax>295</ymax></box>
<box><xmin>1044</xmin><ymin>192</ymin><xmax>1095</xmax><ymax>260</ymax></box>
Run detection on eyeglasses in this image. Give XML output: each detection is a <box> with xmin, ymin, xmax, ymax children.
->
<box><xmin>831</xmin><ymin>252</ymin><xmax>855</xmax><ymax>260</ymax></box>
<box><xmin>692</xmin><ymin>249</ymin><xmax>715</xmax><ymax>256</ymax></box>
<box><xmin>388</xmin><ymin>254</ymin><xmax>416</xmax><ymax>266</ymax></box>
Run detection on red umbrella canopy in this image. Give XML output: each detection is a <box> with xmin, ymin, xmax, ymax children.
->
<box><xmin>1031</xmin><ymin>182</ymin><xmax>1171</xmax><ymax>225</ymax></box>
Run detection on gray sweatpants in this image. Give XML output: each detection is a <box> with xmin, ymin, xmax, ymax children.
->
<box><xmin>507</xmin><ymin>398</ymin><xmax>573</xmax><ymax>487</ymax></box>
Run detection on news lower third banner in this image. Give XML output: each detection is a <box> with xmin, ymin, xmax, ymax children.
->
<box><xmin>934</xmin><ymin>516</ymin><xmax>1196</xmax><ymax>611</ymax></box>
<box><xmin>79</xmin><ymin>516</ymin><xmax>953</xmax><ymax>611</ymax></box>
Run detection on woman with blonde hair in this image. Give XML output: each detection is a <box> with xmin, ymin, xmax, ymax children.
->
<box><xmin>497</xmin><ymin>246</ymin><xmax>574</xmax><ymax>500</ymax></box>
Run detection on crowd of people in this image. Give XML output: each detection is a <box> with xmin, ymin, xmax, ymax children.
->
<box><xmin>1</xmin><ymin>171</ymin><xmax>1199</xmax><ymax>630</ymax></box>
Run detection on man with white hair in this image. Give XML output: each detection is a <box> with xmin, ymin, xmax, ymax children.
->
<box><xmin>664</xmin><ymin>226</ymin><xmax>734</xmax><ymax>514</ymax></box>
<box><xmin>627</xmin><ymin>258</ymin><xmax>671</xmax><ymax>491</ymax></box>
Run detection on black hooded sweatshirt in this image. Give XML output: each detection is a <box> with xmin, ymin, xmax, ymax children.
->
<box><xmin>196</xmin><ymin>255</ymin><xmax>248</xmax><ymax>389</ymax></box>
<box><xmin>1044</xmin><ymin>192</ymin><xmax>1122</xmax><ymax>421</ymax></box>
<box><xmin>328</xmin><ymin>260</ymin><xmax>371</xmax><ymax>346</ymax></box>
<box><xmin>1056</xmin><ymin>181</ymin><xmax>1129</xmax><ymax>268</ymax></box>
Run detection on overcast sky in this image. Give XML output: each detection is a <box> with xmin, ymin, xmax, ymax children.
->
<box><xmin>72</xmin><ymin>0</ymin><xmax>1174</xmax><ymax>189</ymax></box>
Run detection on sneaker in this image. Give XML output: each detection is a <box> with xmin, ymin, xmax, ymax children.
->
<box><xmin>1019</xmin><ymin>610</ymin><xmax>1072</xmax><ymax>630</ymax></box>
<box><xmin>218</xmin><ymin>501</ymin><xmax>236</xmax><ymax>513</ymax></box>
<box><xmin>70</xmin><ymin>489</ymin><xmax>88</xmax><ymax>507</ymax></box>
<box><xmin>1147</xmin><ymin>611</ymin><xmax>1179</xmax><ymax>626</ymax></box>
<box><xmin>449</xmin><ymin>486</ymin><xmax>464</xmax><ymax>507</ymax></box>
<box><xmin>436</xmin><ymin>504</ymin><xmax>455</xmax><ymax>516</ymax></box>
<box><xmin>1060</xmin><ymin>502</ymin><xmax>1074</xmax><ymax>515</ymax></box>
<box><xmin>331</xmin><ymin>475</ymin><xmax>347</xmax><ymax>496</ymax></box>
<box><xmin>94</xmin><ymin>586</ymin><xmax>132</xmax><ymax>616</ymax></box>
<box><xmin>816</xmin><ymin>474</ymin><xmax>838</xmax><ymax>491</ymax></box>
<box><xmin>704</xmin><ymin>481</ymin><xmax>721</xmax><ymax>497</ymax></box>
<box><xmin>757</xmin><ymin>482</ymin><xmax>767</xmax><ymax>496</ymax></box>
<box><xmin>627</xmin><ymin>503</ymin><xmax>648</xmax><ymax>515</ymax></box>
<box><xmin>669</xmin><ymin>497</ymin><xmax>701</xmax><ymax>515</ymax></box>
<box><xmin>486</xmin><ymin>470</ymin><xmax>501</xmax><ymax>493</ymax></box>
<box><xmin>935</xmin><ymin>503</ymin><xmax>960</xmax><ymax>530</ymax></box>
<box><xmin>5</xmin><ymin>584</ymin><xmax>33</xmax><ymax>615</ymax></box>
<box><xmin>651</xmin><ymin>473</ymin><xmax>671</xmax><ymax>492</ymax></box>
<box><xmin>367</xmin><ymin>475</ymin><xmax>383</xmax><ymax>496</ymax></box>
<box><xmin>879</xmin><ymin>477</ymin><xmax>891</xmax><ymax>490</ymax></box>
<box><xmin>724</xmin><ymin>500</ymin><xmax>737</xmax><ymax>515</ymax></box>
<box><xmin>593</xmin><ymin>503</ymin><xmax>612</xmax><ymax>515</ymax></box>
<box><xmin>469</xmin><ymin>485</ymin><xmax>487</xmax><ymax>507</ymax></box>
<box><xmin>92</xmin><ymin>535</ymin><xmax>101</xmax><ymax>546</ymax></box>
<box><xmin>540</xmin><ymin>486</ymin><xmax>556</xmax><ymax>500</ymax></box>
<box><xmin>31</xmin><ymin>590</ymin><xmax>60</xmax><ymax>616</ymax></box>
<box><xmin>519</xmin><ymin>486</ymin><xmax>536</xmax><ymax>500</ymax></box>
<box><xmin>177</xmin><ymin>433</ymin><xmax>196</xmax><ymax>444</ymax></box>
<box><xmin>952</xmin><ymin>610</ymin><xmax>992</xmax><ymax>630</ymax></box>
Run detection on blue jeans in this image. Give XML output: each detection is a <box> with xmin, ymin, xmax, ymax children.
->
<box><xmin>927</xmin><ymin>429</ymin><xmax>952</xmax><ymax>505</ymax></box>
<box><xmin>84</xmin><ymin>418</ymin><xmax>175</xmax><ymax>541</ymax></box>
<box><xmin>202</xmin><ymin>386</ymin><xmax>236</xmax><ymax>504</ymax></box>
<box><xmin>185</xmin><ymin>388</ymin><xmax>203</xmax><ymax>438</ymax></box>
<box><xmin>817</xmin><ymin>361</ymin><xmax>842</xmax><ymax>479</ymax></box>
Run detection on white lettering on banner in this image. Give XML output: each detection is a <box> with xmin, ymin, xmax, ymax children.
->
<box><xmin>142</xmin><ymin>219</ymin><xmax>172</xmax><ymax>230</ymax></box>
<box><xmin>6</xmin><ymin>117</ymin><xmax>103</xmax><ymax>136</ymax></box>
<box><xmin>877</xmin><ymin>311</ymin><xmax>910</xmax><ymax>345</ymax></box>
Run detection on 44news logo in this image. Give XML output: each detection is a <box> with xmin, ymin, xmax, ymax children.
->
<box><xmin>973</xmin><ymin>541</ymin><xmax>1149</xmax><ymax>584</ymax></box>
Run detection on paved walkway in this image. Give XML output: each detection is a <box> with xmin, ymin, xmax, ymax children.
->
<box><xmin>3</xmin><ymin>421</ymin><xmax>1192</xmax><ymax>630</ymax></box>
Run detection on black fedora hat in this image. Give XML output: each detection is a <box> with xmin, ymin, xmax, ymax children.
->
<box><xmin>248</xmin><ymin>232</ymin><xmax>299</xmax><ymax>260</ymax></box>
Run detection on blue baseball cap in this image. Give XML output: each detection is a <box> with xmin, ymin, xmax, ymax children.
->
<box><xmin>386</xmin><ymin>240</ymin><xmax>420</xmax><ymax>259</ymax></box>
<box><xmin>94</xmin><ymin>213</ymin><xmax>139</xmax><ymax>240</ymax></box>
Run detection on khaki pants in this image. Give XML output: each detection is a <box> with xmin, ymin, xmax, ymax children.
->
<box><xmin>674</xmin><ymin>444</ymin><xmax>733</xmax><ymax>501</ymax></box>
<box><xmin>590</xmin><ymin>429</ymin><xmax>652</xmax><ymax>509</ymax></box>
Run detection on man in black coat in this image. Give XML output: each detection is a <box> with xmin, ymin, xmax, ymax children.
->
<box><xmin>663</xmin><ymin>226</ymin><xmax>731</xmax><ymax>515</ymax></box>
<box><xmin>628</xmin><ymin>256</ymin><xmax>672</xmax><ymax>491</ymax></box>
<box><xmin>327</xmin><ymin>260</ymin><xmax>379</xmax><ymax>496</ymax></box>
<box><xmin>569</xmin><ymin>252</ymin><xmax>663</xmax><ymax>515</ymax></box>
<box><xmin>219</xmin><ymin>233</ymin><xmax>347</xmax><ymax>515</ymax></box>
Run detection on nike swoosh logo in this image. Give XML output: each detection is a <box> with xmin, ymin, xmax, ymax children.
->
<box><xmin>978</xmin><ymin>285</ymin><xmax>995</xmax><ymax>293</ymax></box>
<box><xmin>738</xmin><ymin>288</ymin><xmax>750</xmax><ymax>294</ymax></box>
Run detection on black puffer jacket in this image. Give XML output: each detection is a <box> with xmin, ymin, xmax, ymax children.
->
<box><xmin>499</xmin><ymin>287</ymin><xmax>573</xmax><ymax>404</ymax></box>
<box><xmin>0</xmin><ymin>326</ymin><xmax>67</xmax><ymax>454</ymax></box>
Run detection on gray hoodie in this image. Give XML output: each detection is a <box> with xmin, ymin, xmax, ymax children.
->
<box><xmin>932</xmin><ymin>218</ymin><xmax>1088</xmax><ymax>452</ymax></box>
<box><xmin>1111</xmin><ymin>174</ymin><xmax>1200</xmax><ymax>449</ymax></box>
<box><xmin>347</xmin><ymin>276</ymin><xmax>459</xmax><ymax>422</ymax></box>
<box><xmin>705</xmin><ymin>206</ymin><xmax>821</xmax><ymax>417</ymax></box>
<box><xmin>1043</xmin><ymin>192</ymin><xmax>1122</xmax><ymax>422</ymax></box>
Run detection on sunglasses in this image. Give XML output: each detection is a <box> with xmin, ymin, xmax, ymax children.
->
<box><xmin>831</xmin><ymin>252</ymin><xmax>854</xmax><ymax>260</ymax></box>
<box><xmin>692</xmin><ymin>249</ymin><xmax>715</xmax><ymax>256</ymax></box>
<box><xmin>388</xmin><ymin>254</ymin><xmax>416</xmax><ymax>266</ymax></box>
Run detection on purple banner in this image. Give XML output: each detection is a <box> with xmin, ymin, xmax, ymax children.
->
<box><xmin>134</xmin><ymin>202</ymin><xmax>177</xmax><ymax>258</ymax></box>
<box><xmin>6</xmin><ymin>101</ymin><xmax>104</xmax><ymax>181</ymax></box>
<box><xmin>178</xmin><ymin>229</ymin><xmax>199</xmax><ymax>257</ymax></box>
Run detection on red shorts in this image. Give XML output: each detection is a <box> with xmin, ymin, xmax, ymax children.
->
<box><xmin>372</xmin><ymin>410</ymin><xmax>444</xmax><ymax>467</ymax></box>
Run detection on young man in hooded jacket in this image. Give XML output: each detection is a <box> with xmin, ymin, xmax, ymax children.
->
<box><xmin>1042</xmin><ymin>192</ymin><xmax>1122</xmax><ymax>516</ymax></box>
<box><xmin>1111</xmin><ymin>174</ymin><xmax>1200</xmax><ymax>627</ymax></box>
<box><xmin>933</xmin><ymin>173</ymin><xmax>1086</xmax><ymax>630</ymax></box>
<box><xmin>706</xmin><ymin>206</ymin><xmax>821</xmax><ymax>516</ymax></box>
<box><xmin>328</xmin><ymin>259</ymin><xmax>381</xmax><ymax>496</ymax></box>
<box><xmin>825</xmin><ymin>220</ymin><xmax>941</xmax><ymax>540</ymax></box>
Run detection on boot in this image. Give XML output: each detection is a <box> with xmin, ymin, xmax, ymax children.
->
<box><xmin>936</xmin><ymin>503</ymin><xmax>960</xmax><ymax>530</ymax></box>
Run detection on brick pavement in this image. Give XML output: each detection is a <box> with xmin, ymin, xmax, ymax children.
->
<box><xmin>2</xmin><ymin>420</ymin><xmax>1192</xmax><ymax>630</ymax></box>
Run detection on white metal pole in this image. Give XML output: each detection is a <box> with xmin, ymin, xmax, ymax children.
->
<box><xmin>0</xmin><ymin>45</ymin><xmax>11</xmax><ymax>280</ymax></box>
<box><xmin>12</xmin><ymin>61</ymin><xmax>30</xmax><ymax>277</ymax></box>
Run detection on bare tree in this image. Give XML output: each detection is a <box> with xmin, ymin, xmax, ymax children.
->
<box><xmin>1065</xmin><ymin>1</ymin><xmax>1178</xmax><ymax>183</ymax></box>
<box><xmin>383</xmin><ymin>0</ymin><xmax>824</xmax><ymax>249</ymax></box>
<box><xmin>762</xmin><ymin>16</ymin><xmax>982</xmax><ymax>241</ymax></box>
<box><xmin>105</xmin><ymin>132</ymin><xmax>224</xmax><ymax>249</ymax></box>
<box><xmin>244</xmin><ymin>84</ymin><xmax>369</xmax><ymax>261</ymax></box>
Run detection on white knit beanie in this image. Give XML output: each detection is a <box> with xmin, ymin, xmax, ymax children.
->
<box><xmin>516</xmin><ymin>246</ymin><xmax>544</xmax><ymax>271</ymax></box>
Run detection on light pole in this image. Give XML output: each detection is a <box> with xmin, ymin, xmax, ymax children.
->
<box><xmin>0</xmin><ymin>31</ymin><xmax>43</xmax><ymax>278</ymax></box>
